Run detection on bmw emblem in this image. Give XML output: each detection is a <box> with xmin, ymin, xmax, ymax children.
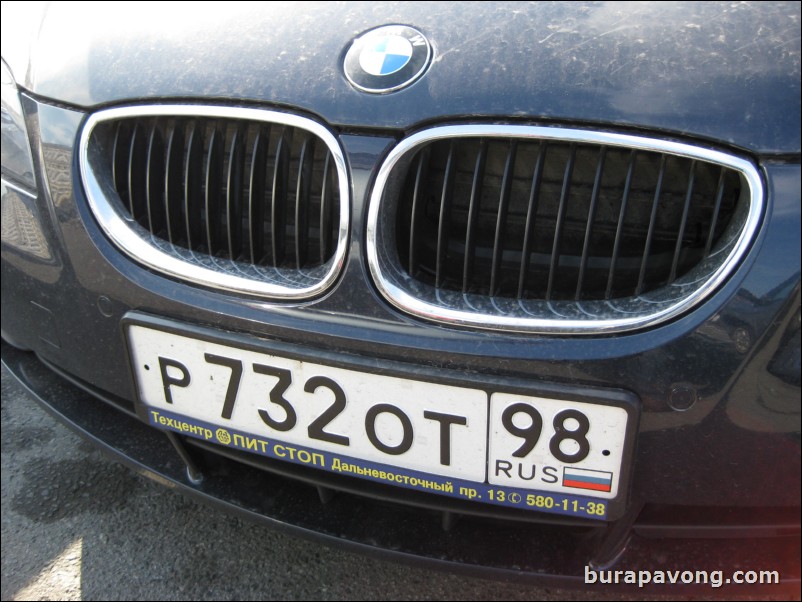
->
<box><xmin>344</xmin><ymin>25</ymin><xmax>432</xmax><ymax>93</ymax></box>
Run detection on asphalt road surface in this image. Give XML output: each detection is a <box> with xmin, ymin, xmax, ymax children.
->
<box><xmin>0</xmin><ymin>365</ymin><xmax>786</xmax><ymax>601</ymax></box>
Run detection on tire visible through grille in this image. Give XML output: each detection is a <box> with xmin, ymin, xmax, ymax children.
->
<box><xmin>81</xmin><ymin>106</ymin><xmax>348</xmax><ymax>299</ymax></box>
<box><xmin>367</xmin><ymin>125</ymin><xmax>762</xmax><ymax>333</ymax></box>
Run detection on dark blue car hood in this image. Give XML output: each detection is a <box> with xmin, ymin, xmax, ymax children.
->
<box><xmin>5</xmin><ymin>1</ymin><xmax>801</xmax><ymax>154</ymax></box>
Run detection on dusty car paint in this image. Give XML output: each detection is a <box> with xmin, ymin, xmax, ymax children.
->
<box><xmin>1</xmin><ymin>0</ymin><xmax>799</xmax><ymax>589</ymax></box>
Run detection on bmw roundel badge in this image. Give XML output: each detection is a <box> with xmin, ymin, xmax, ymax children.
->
<box><xmin>344</xmin><ymin>25</ymin><xmax>432</xmax><ymax>93</ymax></box>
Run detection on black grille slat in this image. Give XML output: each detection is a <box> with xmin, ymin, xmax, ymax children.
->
<box><xmin>408</xmin><ymin>147</ymin><xmax>431</xmax><ymax>278</ymax></box>
<box><xmin>112</xmin><ymin>122</ymin><xmax>130</xmax><ymax>207</ymax></box>
<box><xmin>606</xmin><ymin>150</ymin><xmax>637</xmax><ymax>300</ymax></box>
<box><xmin>670</xmin><ymin>161</ymin><xmax>696</xmax><ymax>282</ymax></box>
<box><xmin>127</xmin><ymin>123</ymin><xmax>148</xmax><ymax>222</ymax></box>
<box><xmin>394</xmin><ymin>136</ymin><xmax>744</xmax><ymax>304</ymax></box>
<box><xmin>546</xmin><ymin>143</ymin><xmax>576</xmax><ymax>301</ymax></box>
<box><xmin>145</xmin><ymin>123</ymin><xmax>165</xmax><ymax>236</ymax></box>
<box><xmin>226</xmin><ymin>126</ymin><xmax>245</xmax><ymax>261</ymax></box>
<box><xmin>705</xmin><ymin>168</ymin><xmax>728</xmax><ymax>258</ymax></box>
<box><xmin>248</xmin><ymin>127</ymin><xmax>268</xmax><ymax>265</ymax></box>
<box><xmin>576</xmin><ymin>147</ymin><xmax>606</xmax><ymax>301</ymax></box>
<box><xmin>294</xmin><ymin>135</ymin><xmax>315</xmax><ymax>269</ymax></box>
<box><xmin>518</xmin><ymin>142</ymin><xmax>546</xmax><ymax>299</ymax></box>
<box><xmin>102</xmin><ymin>114</ymin><xmax>341</xmax><ymax>276</ymax></box>
<box><xmin>205</xmin><ymin>125</ymin><xmax>224</xmax><ymax>254</ymax></box>
<box><xmin>463</xmin><ymin>141</ymin><xmax>487</xmax><ymax>294</ymax></box>
<box><xmin>636</xmin><ymin>155</ymin><xmax>666</xmax><ymax>296</ymax></box>
<box><xmin>319</xmin><ymin>152</ymin><xmax>333</xmax><ymax>265</ymax></box>
<box><xmin>184</xmin><ymin>122</ymin><xmax>205</xmax><ymax>250</ymax></box>
<box><xmin>271</xmin><ymin>132</ymin><xmax>290</xmax><ymax>267</ymax></box>
<box><xmin>436</xmin><ymin>142</ymin><xmax>457</xmax><ymax>288</ymax></box>
<box><xmin>490</xmin><ymin>141</ymin><xmax>517</xmax><ymax>297</ymax></box>
<box><xmin>164</xmin><ymin>124</ymin><xmax>185</xmax><ymax>245</ymax></box>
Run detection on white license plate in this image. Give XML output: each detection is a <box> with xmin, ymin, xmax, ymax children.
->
<box><xmin>125</xmin><ymin>318</ymin><xmax>636</xmax><ymax>520</ymax></box>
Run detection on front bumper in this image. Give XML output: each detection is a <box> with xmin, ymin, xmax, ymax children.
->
<box><xmin>4</xmin><ymin>341</ymin><xmax>800</xmax><ymax>592</ymax></box>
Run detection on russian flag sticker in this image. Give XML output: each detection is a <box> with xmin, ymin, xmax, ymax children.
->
<box><xmin>562</xmin><ymin>467</ymin><xmax>614</xmax><ymax>493</ymax></box>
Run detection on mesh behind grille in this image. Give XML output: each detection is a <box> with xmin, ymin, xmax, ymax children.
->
<box><xmin>81</xmin><ymin>106</ymin><xmax>348</xmax><ymax>298</ymax></box>
<box><xmin>368</xmin><ymin>125</ymin><xmax>762</xmax><ymax>334</ymax></box>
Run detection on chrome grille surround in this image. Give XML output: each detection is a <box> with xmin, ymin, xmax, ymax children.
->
<box><xmin>367</xmin><ymin>125</ymin><xmax>764</xmax><ymax>334</ymax></box>
<box><xmin>80</xmin><ymin>105</ymin><xmax>349</xmax><ymax>299</ymax></box>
